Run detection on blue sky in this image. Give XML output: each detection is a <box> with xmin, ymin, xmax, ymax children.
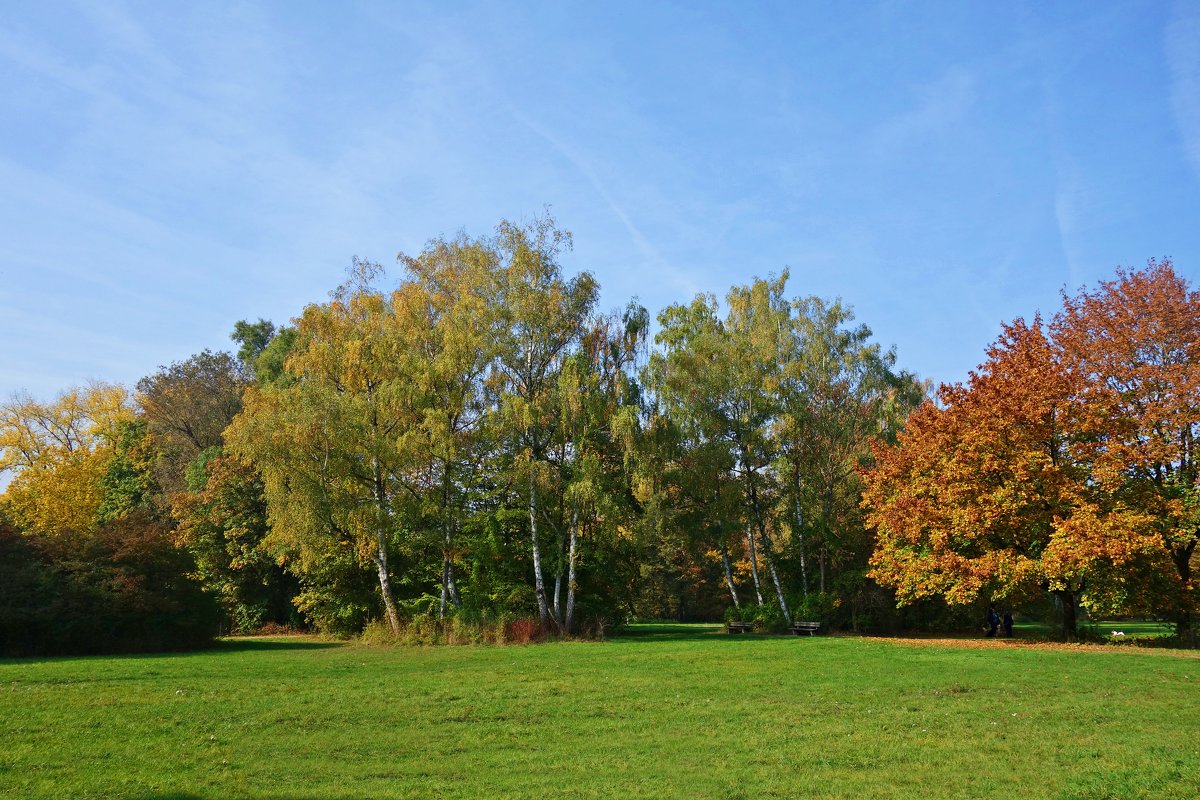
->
<box><xmin>2</xmin><ymin>1</ymin><xmax>1199</xmax><ymax>400</ymax></box>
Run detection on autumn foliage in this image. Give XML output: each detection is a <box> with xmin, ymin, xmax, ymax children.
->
<box><xmin>4</xmin><ymin>213</ymin><xmax>1195</xmax><ymax>652</ymax></box>
<box><xmin>864</xmin><ymin>260</ymin><xmax>1199</xmax><ymax>638</ymax></box>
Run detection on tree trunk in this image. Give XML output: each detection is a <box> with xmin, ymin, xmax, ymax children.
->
<box><xmin>565</xmin><ymin>508</ymin><xmax>579</xmax><ymax>634</ymax></box>
<box><xmin>819</xmin><ymin>547</ymin><xmax>826</xmax><ymax>594</ymax></box>
<box><xmin>439</xmin><ymin>464</ymin><xmax>462</xmax><ymax>618</ymax></box>
<box><xmin>529</xmin><ymin>469</ymin><xmax>551</xmax><ymax>630</ymax></box>
<box><xmin>553</xmin><ymin>570</ymin><xmax>563</xmax><ymax>624</ymax></box>
<box><xmin>1054</xmin><ymin>588</ymin><xmax>1079</xmax><ymax>641</ymax></box>
<box><xmin>447</xmin><ymin>559</ymin><xmax>461</xmax><ymax>607</ymax></box>
<box><xmin>372</xmin><ymin>459</ymin><xmax>401</xmax><ymax>636</ymax></box>
<box><xmin>720</xmin><ymin>542</ymin><xmax>740</xmax><ymax>608</ymax></box>
<box><xmin>795</xmin><ymin>496</ymin><xmax>809</xmax><ymax>597</ymax></box>
<box><xmin>439</xmin><ymin>555</ymin><xmax>461</xmax><ymax>619</ymax></box>
<box><xmin>439</xmin><ymin>561</ymin><xmax>449</xmax><ymax>620</ymax></box>
<box><xmin>746</xmin><ymin>526</ymin><xmax>764</xmax><ymax>605</ymax></box>
<box><xmin>766</xmin><ymin>556</ymin><xmax>792</xmax><ymax>625</ymax></box>
<box><xmin>1172</xmin><ymin>543</ymin><xmax>1195</xmax><ymax>642</ymax></box>
<box><xmin>754</xmin><ymin>517</ymin><xmax>792</xmax><ymax>625</ymax></box>
<box><xmin>375</xmin><ymin>535</ymin><xmax>401</xmax><ymax>636</ymax></box>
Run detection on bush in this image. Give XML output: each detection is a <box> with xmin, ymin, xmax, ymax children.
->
<box><xmin>0</xmin><ymin>516</ymin><xmax>221</xmax><ymax>657</ymax></box>
<box><xmin>356</xmin><ymin>611</ymin><xmax>591</xmax><ymax>647</ymax></box>
<box><xmin>503</xmin><ymin>617</ymin><xmax>542</xmax><ymax>644</ymax></box>
<box><xmin>722</xmin><ymin>603</ymin><xmax>788</xmax><ymax>632</ymax></box>
<box><xmin>792</xmin><ymin>592</ymin><xmax>838</xmax><ymax>626</ymax></box>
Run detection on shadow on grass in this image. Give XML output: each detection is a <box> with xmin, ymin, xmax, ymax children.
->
<box><xmin>613</xmin><ymin>623</ymin><xmax>778</xmax><ymax>643</ymax></box>
<box><xmin>0</xmin><ymin>636</ymin><xmax>343</xmax><ymax>665</ymax></box>
<box><xmin>213</xmin><ymin>637</ymin><xmax>344</xmax><ymax>653</ymax></box>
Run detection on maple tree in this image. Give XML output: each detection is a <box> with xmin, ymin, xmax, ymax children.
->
<box><xmin>1054</xmin><ymin>260</ymin><xmax>1200</xmax><ymax>637</ymax></box>
<box><xmin>864</xmin><ymin>263</ymin><xmax>1200</xmax><ymax>638</ymax></box>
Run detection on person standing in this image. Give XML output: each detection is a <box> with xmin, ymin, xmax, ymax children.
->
<box><xmin>1002</xmin><ymin>611</ymin><xmax>1014</xmax><ymax>638</ymax></box>
<box><xmin>986</xmin><ymin>607</ymin><xmax>1000</xmax><ymax>637</ymax></box>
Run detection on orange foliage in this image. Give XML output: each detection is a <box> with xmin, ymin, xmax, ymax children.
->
<box><xmin>862</xmin><ymin>264</ymin><xmax>1195</xmax><ymax>615</ymax></box>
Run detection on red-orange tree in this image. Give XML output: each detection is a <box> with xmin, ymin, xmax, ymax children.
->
<box><xmin>1055</xmin><ymin>260</ymin><xmax>1200</xmax><ymax>636</ymax></box>
<box><xmin>864</xmin><ymin>307</ymin><xmax>1160</xmax><ymax>639</ymax></box>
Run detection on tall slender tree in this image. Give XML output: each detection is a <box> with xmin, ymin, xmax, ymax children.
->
<box><xmin>396</xmin><ymin>233</ymin><xmax>504</xmax><ymax>618</ymax></box>
<box><xmin>491</xmin><ymin>214</ymin><xmax>598</xmax><ymax>630</ymax></box>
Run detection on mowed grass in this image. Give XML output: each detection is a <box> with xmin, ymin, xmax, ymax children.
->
<box><xmin>1083</xmin><ymin>620</ymin><xmax>1177</xmax><ymax>639</ymax></box>
<box><xmin>1</xmin><ymin>625</ymin><xmax>1197</xmax><ymax>800</ymax></box>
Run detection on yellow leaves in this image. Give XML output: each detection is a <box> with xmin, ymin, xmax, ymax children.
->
<box><xmin>632</xmin><ymin>474</ymin><xmax>656</xmax><ymax>504</ymax></box>
<box><xmin>2</xmin><ymin>449</ymin><xmax>110</xmax><ymax>535</ymax></box>
<box><xmin>0</xmin><ymin>384</ymin><xmax>133</xmax><ymax>536</ymax></box>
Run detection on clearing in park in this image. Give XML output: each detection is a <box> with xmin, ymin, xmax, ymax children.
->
<box><xmin>1</xmin><ymin>625</ymin><xmax>1197</xmax><ymax>800</ymax></box>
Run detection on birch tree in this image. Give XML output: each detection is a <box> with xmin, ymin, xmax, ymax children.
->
<box><xmin>491</xmin><ymin>214</ymin><xmax>598</xmax><ymax>630</ymax></box>
<box><xmin>227</xmin><ymin>261</ymin><xmax>420</xmax><ymax>635</ymax></box>
<box><xmin>396</xmin><ymin>234</ymin><xmax>504</xmax><ymax>618</ymax></box>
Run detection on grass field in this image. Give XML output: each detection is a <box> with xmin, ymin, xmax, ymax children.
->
<box><xmin>1010</xmin><ymin>619</ymin><xmax>1177</xmax><ymax>641</ymax></box>
<box><xmin>1</xmin><ymin>625</ymin><xmax>1197</xmax><ymax>799</ymax></box>
<box><xmin>1080</xmin><ymin>620</ymin><xmax>1177</xmax><ymax>640</ymax></box>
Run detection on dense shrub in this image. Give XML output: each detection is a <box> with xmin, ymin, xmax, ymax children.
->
<box><xmin>356</xmin><ymin>610</ymin><xmax>611</xmax><ymax>647</ymax></box>
<box><xmin>0</xmin><ymin>516</ymin><xmax>220</xmax><ymax>656</ymax></box>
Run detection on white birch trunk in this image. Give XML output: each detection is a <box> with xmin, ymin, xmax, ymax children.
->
<box><xmin>766</xmin><ymin>556</ymin><xmax>792</xmax><ymax>625</ymax></box>
<box><xmin>375</xmin><ymin>534</ymin><xmax>401</xmax><ymax>635</ymax></box>
<box><xmin>565</xmin><ymin>508</ymin><xmax>579</xmax><ymax>634</ymax></box>
<box><xmin>440</xmin><ymin>464</ymin><xmax>462</xmax><ymax>616</ymax></box>
<box><xmin>795</xmin><ymin>497</ymin><xmax>809</xmax><ymax>597</ymax></box>
<box><xmin>721</xmin><ymin>542</ymin><xmax>740</xmax><ymax>608</ymax></box>
<box><xmin>529</xmin><ymin>470</ymin><xmax>551</xmax><ymax>629</ymax></box>
<box><xmin>747</xmin><ymin>526</ymin><xmax>764</xmax><ymax>605</ymax></box>
<box><xmin>372</xmin><ymin>458</ymin><xmax>401</xmax><ymax>636</ymax></box>
<box><xmin>553</xmin><ymin>570</ymin><xmax>562</xmax><ymax>624</ymax></box>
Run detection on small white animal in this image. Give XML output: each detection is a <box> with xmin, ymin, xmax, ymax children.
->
<box><xmin>1111</xmin><ymin>630</ymin><xmax>1125</xmax><ymax>637</ymax></box>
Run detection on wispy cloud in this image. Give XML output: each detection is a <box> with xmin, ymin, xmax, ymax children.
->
<box><xmin>508</xmin><ymin>110</ymin><xmax>700</xmax><ymax>299</ymax></box>
<box><xmin>1167</xmin><ymin>1</ymin><xmax>1200</xmax><ymax>183</ymax></box>
<box><xmin>866</xmin><ymin>67</ymin><xmax>975</xmax><ymax>158</ymax></box>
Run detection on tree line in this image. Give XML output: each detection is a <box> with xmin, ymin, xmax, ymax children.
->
<box><xmin>1</xmin><ymin>215</ymin><xmax>1195</xmax><ymax>653</ymax></box>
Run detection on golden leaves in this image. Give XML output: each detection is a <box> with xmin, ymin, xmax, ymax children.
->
<box><xmin>0</xmin><ymin>383</ymin><xmax>133</xmax><ymax>536</ymax></box>
<box><xmin>865</xmin><ymin>262</ymin><xmax>1200</xmax><ymax>612</ymax></box>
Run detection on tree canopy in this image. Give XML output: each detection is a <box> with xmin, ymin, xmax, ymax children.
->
<box><xmin>3</xmin><ymin>215</ymin><xmax>1193</xmax><ymax>650</ymax></box>
<box><xmin>864</xmin><ymin>260</ymin><xmax>1198</xmax><ymax>639</ymax></box>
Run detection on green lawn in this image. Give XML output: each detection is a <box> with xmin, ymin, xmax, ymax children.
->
<box><xmin>1</xmin><ymin>625</ymin><xmax>1197</xmax><ymax>799</ymax></box>
<box><xmin>1011</xmin><ymin>619</ymin><xmax>1177</xmax><ymax>641</ymax></box>
<box><xmin>1080</xmin><ymin>620</ymin><xmax>1177</xmax><ymax>640</ymax></box>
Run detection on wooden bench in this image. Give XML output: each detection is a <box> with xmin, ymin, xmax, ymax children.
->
<box><xmin>791</xmin><ymin>621</ymin><xmax>821</xmax><ymax>636</ymax></box>
<box><xmin>727</xmin><ymin>621</ymin><xmax>754</xmax><ymax>634</ymax></box>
